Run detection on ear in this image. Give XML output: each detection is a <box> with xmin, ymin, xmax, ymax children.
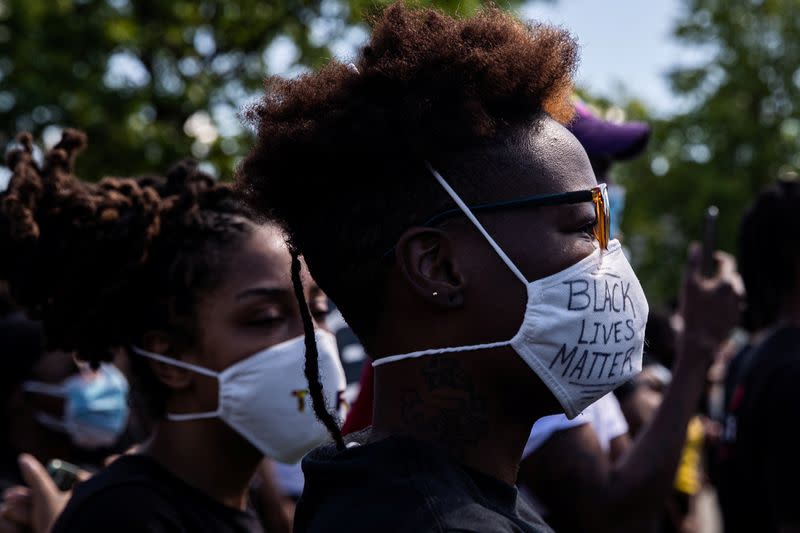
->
<box><xmin>395</xmin><ymin>227</ymin><xmax>465</xmax><ymax>308</ymax></box>
<box><xmin>140</xmin><ymin>331</ymin><xmax>193</xmax><ymax>390</ymax></box>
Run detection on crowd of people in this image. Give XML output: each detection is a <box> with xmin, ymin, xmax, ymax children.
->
<box><xmin>0</xmin><ymin>3</ymin><xmax>795</xmax><ymax>532</ymax></box>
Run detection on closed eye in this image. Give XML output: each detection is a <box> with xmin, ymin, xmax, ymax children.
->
<box><xmin>246</xmin><ymin>316</ymin><xmax>284</xmax><ymax>327</ymax></box>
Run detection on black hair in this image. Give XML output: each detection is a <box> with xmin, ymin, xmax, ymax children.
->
<box><xmin>738</xmin><ymin>179</ymin><xmax>800</xmax><ymax>331</ymax></box>
<box><xmin>290</xmin><ymin>248</ymin><xmax>345</xmax><ymax>449</ymax></box>
<box><xmin>0</xmin><ymin>130</ymin><xmax>258</xmax><ymax>418</ymax></box>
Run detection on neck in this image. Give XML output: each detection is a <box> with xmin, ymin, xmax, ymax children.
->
<box><xmin>144</xmin><ymin>419</ymin><xmax>263</xmax><ymax>510</ymax></box>
<box><xmin>371</xmin><ymin>352</ymin><xmax>535</xmax><ymax>486</ymax></box>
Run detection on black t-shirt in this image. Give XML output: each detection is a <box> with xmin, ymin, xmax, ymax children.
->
<box><xmin>294</xmin><ymin>432</ymin><xmax>553</xmax><ymax>533</ymax></box>
<box><xmin>719</xmin><ymin>327</ymin><xmax>800</xmax><ymax>532</ymax></box>
<box><xmin>53</xmin><ymin>454</ymin><xmax>263</xmax><ymax>533</ymax></box>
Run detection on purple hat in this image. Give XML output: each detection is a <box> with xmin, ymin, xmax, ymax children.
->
<box><xmin>569</xmin><ymin>102</ymin><xmax>651</xmax><ymax>161</ymax></box>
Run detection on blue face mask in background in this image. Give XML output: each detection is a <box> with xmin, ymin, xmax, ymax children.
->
<box><xmin>23</xmin><ymin>363</ymin><xmax>129</xmax><ymax>449</ymax></box>
<box><xmin>607</xmin><ymin>184</ymin><xmax>626</xmax><ymax>240</ymax></box>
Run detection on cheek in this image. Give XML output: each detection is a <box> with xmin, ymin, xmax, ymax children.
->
<box><xmin>195</xmin><ymin>305</ymin><xmax>276</xmax><ymax>371</ymax></box>
<box><xmin>489</xmin><ymin>212</ymin><xmax>596</xmax><ymax>283</ymax></box>
<box><xmin>193</xmin><ymin>374</ymin><xmax>221</xmax><ymax>412</ymax></box>
<box><xmin>514</xmin><ymin>230</ymin><xmax>595</xmax><ymax>282</ymax></box>
<box><xmin>459</xmin><ymin>239</ymin><xmax>528</xmax><ymax>342</ymax></box>
<box><xmin>198</xmin><ymin>318</ymin><xmax>305</xmax><ymax>373</ymax></box>
<box><xmin>200</xmin><ymin>332</ymin><xmax>262</xmax><ymax>372</ymax></box>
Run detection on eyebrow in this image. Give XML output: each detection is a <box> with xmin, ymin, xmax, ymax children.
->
<box><xmin>235</xmin><ymin>286</ymin><xmax>292</xmax><ymax>301</ymax></box>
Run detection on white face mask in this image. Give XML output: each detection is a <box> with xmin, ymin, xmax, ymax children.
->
<box><xmin>372</xmin><ymin>165</ymin><xmax>649</xmax><ymax>418</ymax></box>
<box><xmin>133</xmin><ymin>330</ymin><xmax>347</xmax><ymax>464</ymax></box>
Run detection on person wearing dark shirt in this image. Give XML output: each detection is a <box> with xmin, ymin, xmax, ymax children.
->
<box><xmin>238</xmin><ymin>5</ymin><xmax>661</xmax><ymax>532</ymax></box>
<box><xmin>0</xmin><ymin>295</ymin><xmax>136</xmax><ymax>494</ymax></box>
<box><xmin>297</xmin><ymin>432</ymin><xmax>551</xmax><ymax>533</ymax></box>
<box><xmin>718</xmin><ymin>180</ymin><xmax>800</xmax><ymax>532</ymax></box>
<box><xmin>55</xmin><ymin>454</ymin><xmax>261</xmax><ymax>533</ymax></box>
<box><xmin>0</xmin><ymin>132</ymin><xmax>345</xmax><ymax>532</ymax></box>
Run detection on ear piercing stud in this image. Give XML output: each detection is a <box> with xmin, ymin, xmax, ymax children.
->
<box><xmin>432</xmin><ymin>291</ymin><xmax>439</xmax><ymax>296</ymax></box>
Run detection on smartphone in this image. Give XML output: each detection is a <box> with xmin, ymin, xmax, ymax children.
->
<box><xmin>701</xmin><ymin>206</ymin><xmax>719</xmax><ymax>278</ymax></box>
<box><xmin>46</xmin><ymin>458</ymin><xmax>81</xmax><ymax>491</ymax></box>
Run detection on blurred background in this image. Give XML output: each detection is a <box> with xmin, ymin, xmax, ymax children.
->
<box><xmin>1</xmin><ymin>0</ymin><xmax>799</xmax><ymax>309</ymax></box>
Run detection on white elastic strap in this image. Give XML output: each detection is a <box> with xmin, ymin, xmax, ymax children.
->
<box><xmin>166</xmin><ymin>410</ymin><xmax>221</xmax><ymax>421</ymax></box>
<box><xmin>131</xmin><ymin>346</ymin><xmax>222</xmax><ymax>421</ymax></box>
<box><xmin>426</xmin><ymin>162</ymin><xmax>528</xmax><ymax>285</ymax></box>
<box><xmin>372</xmin><ymin>339</ymin><xmax>512</xmax><ymax>367</ymax></box>
<box><xmin>35</xmin><ymin>412</ymin><xmax>67</xmax><ymax>431</ymax></box>
<box><xmin>131</xmin><ymin>346</ymin><xmax>220</xmax><ymax>379</ymax></box>
<box><xmin>22</xmin><ymin>381</ymin><xmax>65</xmax><ymax>397</ymax></box>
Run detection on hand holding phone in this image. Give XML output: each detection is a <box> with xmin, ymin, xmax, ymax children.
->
<box><xmin>701</xmin><ymin>206</ymin><xmax>719</xmax><ymax>278</ymax></box>
<box><xmin>679</xmin><ymin>206</ymin><xmax>744</xmax><ymax>366</ymax></box>
<box><xmin>0</xmin><ymin>455</ymin><xmax>76</xmax><ymax>533</ymax></box>
<box><xmin>46</xmin><ymin>459</ymin><xmax>82</xmax><ymax>492</ymax></box>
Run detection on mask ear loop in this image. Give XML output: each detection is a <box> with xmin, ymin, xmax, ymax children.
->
<box><xmin>22</xmin><ymin>381</ymin><xmax>66</xmax><ymax>397</ymax></box>
<box><xmin>34</xmin><ymin>412</ymin><xmax>69</xmax><ymax>432</ymax></box>
<box><xmin>131</xmin><ymin>346</ymin><xmax>222</xmax><ymax>421</ymax></box>
<box><xmin>425</xmin><ymin>162</ymin><xmax>529</xmax><ymax>285</ymax></box>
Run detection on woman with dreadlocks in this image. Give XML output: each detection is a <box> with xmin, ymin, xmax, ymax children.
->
<box><xmin>0</xmin><ymin>130</ymin><xmax>346</xmax><ymax>532</ymax></box>
<box><xmin>238</xmin><ymin>4</ymin><xmax>740</xmax><ymax>532</ymax></box>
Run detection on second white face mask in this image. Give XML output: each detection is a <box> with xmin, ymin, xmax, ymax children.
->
<box><xmin>373</xmin><ymin>164</ymin><xmax>649</xmax><ymax>418</ymax></box>
<box><xmin>134</xmin><ymin>330</ymin><xmax>347</xmax><ymax>464</ymax></box>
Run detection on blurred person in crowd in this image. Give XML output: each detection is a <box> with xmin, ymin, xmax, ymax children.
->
<box><xmin>0</xmin><ymin>286</ymin><xmax>147</xmax><ymax>533</ymax></box>
<box><xmin>0</xmin><ymin>283</ymin><xmax>136</xmax><ymax>532</ymax></box>
<box><xmin>616</xmin><ymin>356</ymin><xmax>673</xmax><ymax>441</ymax></box>
<box><xmin>0</xmin><ymin>311</ymin><xmax>130</xmax><ymax>487</ymax></box>
<box><xmin>617</xmin><ymin>354</ymin><xmax>708</xmax><ymax>533</ymax></box>
<box><xmin>717</xmin><ymin>180</ymin><xmax>800</xmax><ymax>532</ymax></box>
<box><xmin>237</xmin><ymin>5</ymin><xmax>737</xmax><ymax>532</ymax></box>
<box><xmin>0</xmin><ymin>130</ymin><xmax>346</xmax><ymax>532</ymax></box>
<box><xmin>569</xmin><ymin>101</ymin><xmax>649</xmax><ymax>241</ymax></box>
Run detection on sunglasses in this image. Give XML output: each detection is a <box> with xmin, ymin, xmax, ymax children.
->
<box><xmin>383</xmin><ymin>183</ymin><xmax>610</xmax><ymax>258</ymax></box>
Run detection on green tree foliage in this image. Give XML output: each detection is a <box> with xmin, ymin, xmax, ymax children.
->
<box><xmin>608</xmin><ymin>0</ymin><xmax>800</xmax><ymax>307</ymax></box>
<box><xmin>0</xmin><ymin>0</ymin><xmax>519</xmax><ymax>181</ymax></box>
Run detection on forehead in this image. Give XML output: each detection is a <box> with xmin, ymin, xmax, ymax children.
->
<box><xmin>510</xmin><ymin>116</ymin><xmax>597</xmax><ymax>196</ymax></box>
<box><xmin>453</xmin><ymin>116</ymin><xmax>597</xmax><ymax>202</ymax></box>
<box><xmin>219</xmin><ymin>224</ymin><xmax>293</xmax><ymax>291</ymax></box>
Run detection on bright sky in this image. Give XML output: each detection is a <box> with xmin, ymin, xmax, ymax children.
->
<box><xmin>519</xmin><ymin>0</ymin><xmax>707</xmax><ymax>117</ymax></box>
